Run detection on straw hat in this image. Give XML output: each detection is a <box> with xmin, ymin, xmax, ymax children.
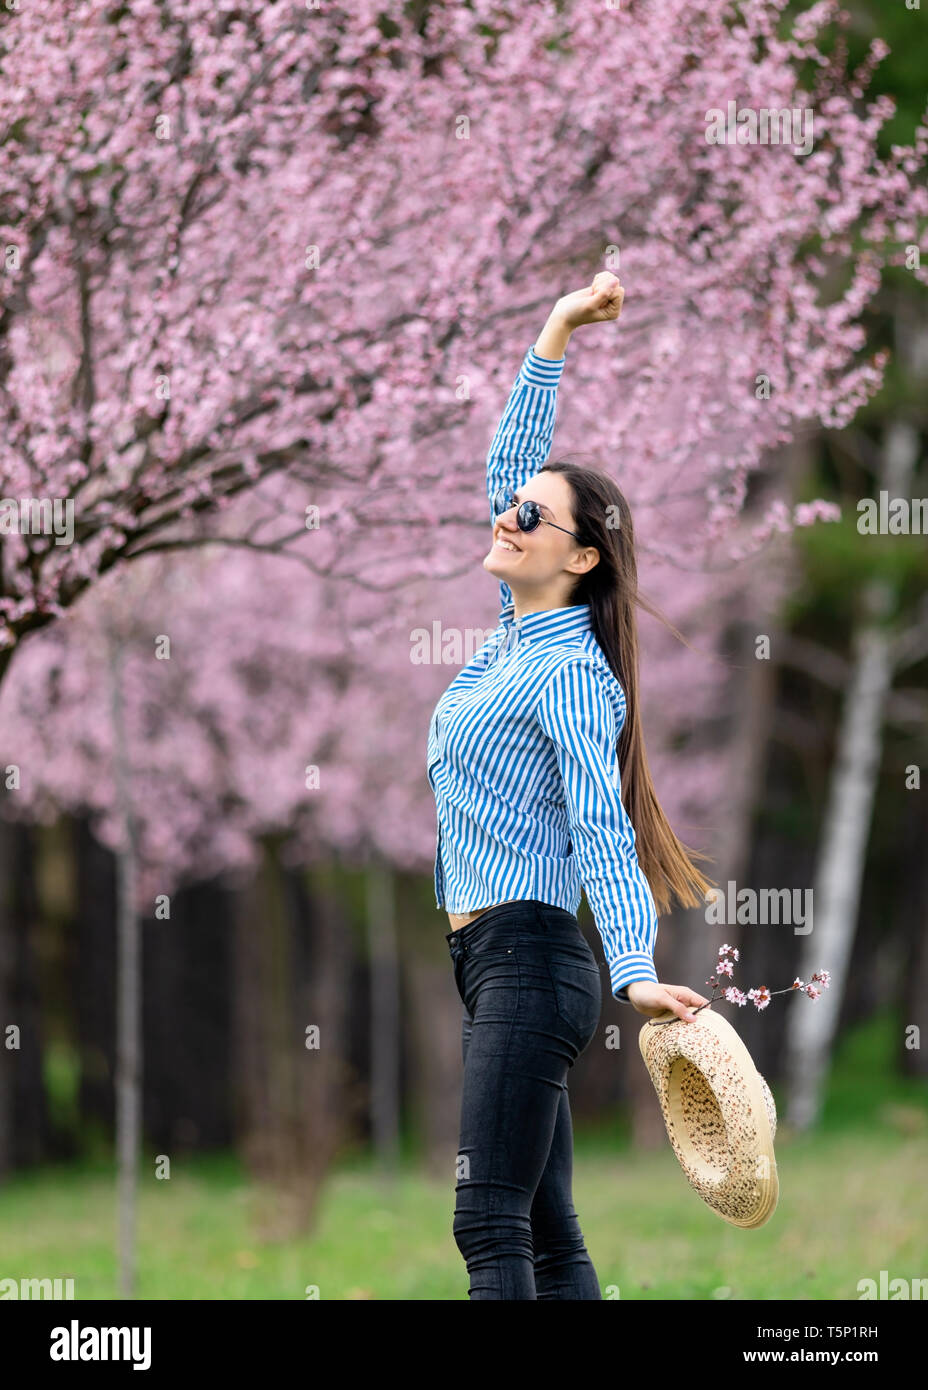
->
<box><xmin>638</xmin><ymin>1004</ymin><xmax>778</xmax><ymax>1229</ymax></box>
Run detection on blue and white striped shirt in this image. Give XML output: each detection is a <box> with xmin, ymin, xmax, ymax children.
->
<box><xmin>427</xmin><ymin>345</ymin><xmax>659</xmax><ymax>1003</ymax></box>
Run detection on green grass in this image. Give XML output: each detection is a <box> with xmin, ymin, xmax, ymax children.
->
<box><xmin>1</xmin><ymin>1129</ymin><xmax>925</xmax><ymax>1299</ymax></box>
<box><xmin>1</xmin><ymin>1010</ymin><xmax>926</xmax><ymax>1300</ymax></box>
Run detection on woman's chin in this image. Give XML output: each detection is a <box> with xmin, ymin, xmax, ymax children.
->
<box><xmin>483</xmin><ymin>553</ymin><xmax>513</xmax><ymax>580</ymax></box>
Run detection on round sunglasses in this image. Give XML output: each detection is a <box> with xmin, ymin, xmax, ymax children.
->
<box><xmin>491</xmin><ymin>487</ymin><xmax>582</xmax><ymax>541</ymax></box>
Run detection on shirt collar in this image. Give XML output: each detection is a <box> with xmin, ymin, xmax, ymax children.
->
<box><xmin>501</xmin><ymin>600</ymin><xmax>592</xmax><ymax>644</ymax></box>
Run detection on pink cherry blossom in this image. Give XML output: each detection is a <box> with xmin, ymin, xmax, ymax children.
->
<box><xmin>747</xmin><ymin>986</ymin><xmax>772</xmax><ymax>1010</ymax></box>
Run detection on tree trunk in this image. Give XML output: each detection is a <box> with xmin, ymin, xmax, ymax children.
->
<box><xmin>109</xmin><ymin>632</ymin><xmax>142</xmax><ymax>1300</ymax></box>
<box><xmin>289</xmin><ymin>859</ymin><xmax>359</xmax><ymax>1230</ymax></box>
<box><xmin>143</xmin><ymin>876</ymin><xmax>236</xmax><ymax>1152</ymax></box>
<box><xmin>783</xmin><ymin>419</ymin><xmax>916</xmax><ymax>1131</ymax></box>
<box><xmin>899</xmin><ymin>780</ymin><xmax>928</xmax><ymax>1082</ymax></box>
<box><xmin>367</xmin><ymin>860</ymin><xmax>400</xmax><ymax>1179</ymax></box>
<box><xmin>7</xmin><ymin>822</ymin><xmax>51</xmax><ymax>1167</ymax></box>
<box><xmin>231</xmin><ymin>864</ymin><xmax>271</xmax><ymax>1174</ymax></box>
<box><xmin>73</xmin><ymin>815</ymin><xmax>117</xmax><ymax>1135</ymax></box>
<box><xmin>232</xmin><ymin>849</ymin><xmax>358</xmax><ymax>1240</ymax></box>
<box><xmin>0</xmin><ymin>785</ymin><xmax>16</xmax><ymax>1177</ymax></box>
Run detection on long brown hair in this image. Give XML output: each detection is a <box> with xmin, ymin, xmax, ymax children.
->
<box><xmin>541</xmin><ymin>459</ymin><xmax>714</xmax><ymax>915</ymax></box>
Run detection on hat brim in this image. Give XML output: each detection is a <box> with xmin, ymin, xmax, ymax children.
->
<box><xmin>638</xmin><ymin>1005</ymin><xmax>778</xmax><ymax>1229</ymax></box>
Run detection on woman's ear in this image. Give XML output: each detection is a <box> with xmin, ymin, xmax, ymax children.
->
<box><xmin>568</xmin><ymin>546</ymin><xmax>599</xmax><ymax>576</ymax></box>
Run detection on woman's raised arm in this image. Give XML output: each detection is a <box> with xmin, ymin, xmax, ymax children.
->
<box><xmin>484</xmin><ymin>275</ymin><xmax>625</xmax><ymax>617</ymax></box>
<box><xmin>484</xmin><ymin>338</ymin><xmax>568</xmax><ymax>617</ymax></box>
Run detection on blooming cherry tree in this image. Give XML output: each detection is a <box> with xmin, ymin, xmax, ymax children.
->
<box><xmin>1</xmin><ymin>0</ymin><xmax>924</xmax><ymax>690</ymax></box>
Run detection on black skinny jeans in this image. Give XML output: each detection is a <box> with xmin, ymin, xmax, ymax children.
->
<box><xmin>446</xmin><ymin>899</ymin><xmax>603</xmax><ymax>1300</ymax></box>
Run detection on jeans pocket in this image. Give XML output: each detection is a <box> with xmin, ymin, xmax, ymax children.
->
<box><xmin>462</xmin><ymin>927</ymin><xmax>520</xmax><ymax>959</ymax></box>
<box><xmin>546</xmin><ymin>955</ymin><xmax>602</xmax><ymax>1044</ymax></box>
<box><xmin>459</xmin><ymin>941</ymin><xmax>520</xmax><ymax>1017</ymax></box>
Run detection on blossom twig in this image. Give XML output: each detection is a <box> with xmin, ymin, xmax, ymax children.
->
<box><xmin>648</xmin><ymin>945</ymin><xmax>831</xmax><ymax>1025</ymax></box>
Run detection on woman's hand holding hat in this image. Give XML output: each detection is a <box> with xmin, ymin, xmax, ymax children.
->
<box><xmin>626</xmin><ymin>980</ymin><xmax>710</xmax><ymax>1022</ymax></box>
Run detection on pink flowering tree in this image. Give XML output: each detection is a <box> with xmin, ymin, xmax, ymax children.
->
<box><xmin>0</xmin><ymin>539</ymin><xmax>449</xmax><ymax>903</ymax></box>
<box><xmin>1</xmin><ymin>0</ymin><xmax>925</xmax><ymax>695</ymax></box>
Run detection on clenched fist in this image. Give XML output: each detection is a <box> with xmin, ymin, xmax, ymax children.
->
<box><xmin>555</xmin><ymin>271</ymin><xmax>625</xmax><ymax>329</ymax></box>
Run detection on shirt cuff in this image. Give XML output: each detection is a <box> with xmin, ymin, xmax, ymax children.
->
<box><xmin>610</xmin><ymin>954</ymin><xmax>659</xmax><ymax>1003</ymax></box>
<box><xmin>520</xmin><ymin>345</ymin><xmax>566</xmax><ymax>388</ymax></box>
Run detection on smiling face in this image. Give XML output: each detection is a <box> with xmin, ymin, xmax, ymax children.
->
<box><xmin>483</xmin><ymin>470</ymin><xmax>599</xmax><ymax>611</ymax></box>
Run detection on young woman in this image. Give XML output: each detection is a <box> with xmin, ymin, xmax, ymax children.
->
<box><xmin>426</xmin><ymin>271</ymin><xmax>712</xmax><ymax>1301</ymax></box>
